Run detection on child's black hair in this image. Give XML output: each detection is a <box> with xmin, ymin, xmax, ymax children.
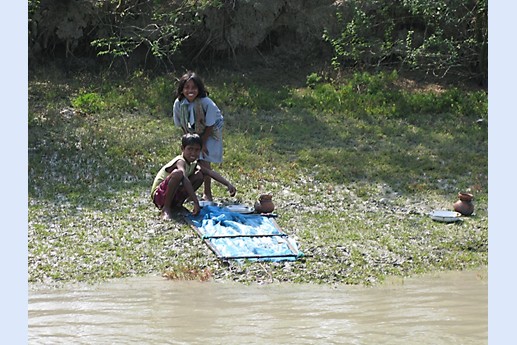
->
<box><xmin>181</xmin><ymin>133</ymin><xmax>203</xmax><ymax>148</ymax></box>
<box><xmin>176</xmin><ymin>71</ymin><xmax>208</xmax><ymax>100</ymax></box>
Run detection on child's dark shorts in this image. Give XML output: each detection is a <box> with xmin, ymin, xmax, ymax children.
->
<box><xmin>153</xmin><ymin>175</ymin><xmax>189</xmax><ymax>209</ymax></box>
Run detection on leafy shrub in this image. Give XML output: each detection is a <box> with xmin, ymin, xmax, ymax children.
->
<box><xmin>71</xmin><ymin>92</ymin><xmax>106</xmax><ymax>113</ymax></box>
<box><xmin>324</xmin><ymin>0</ymin><xmax>487</xmax><ymax>84</ymax></box>
<box><xmin>306</xmin><ymin>73</ymin><xmax>323</xmax><ymax>89</ymax></box>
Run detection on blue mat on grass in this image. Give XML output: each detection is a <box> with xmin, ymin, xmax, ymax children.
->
<box><xmin>187</xmin><ymin>206</ymin><xmax>303</xmax><ymax>261</ymax></box>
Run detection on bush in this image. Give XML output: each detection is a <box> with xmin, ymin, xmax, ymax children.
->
<box><xmin>324</xmin><ymin>0</ymin><xmax>487</xmax><ymax>84</ymax></box>
<box><xmin>71</xmin><ymin>92</ymin><xmax>106</xmax><ymax>114</ymax></box>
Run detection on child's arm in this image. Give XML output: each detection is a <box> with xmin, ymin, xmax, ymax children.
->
<box><xmin>201</xmin><ymin>167</ymin><xmax>236</xmax><ymax>197</ymax></box>
<box><xmin>175</xmin><ymin>160</ymin><xmax>201</xmax><ymax>214</ymax></box>
<box><xmin>172</xmin><ymin>100</ymin><xmax>189</xmax><ymax>134</ymax></box>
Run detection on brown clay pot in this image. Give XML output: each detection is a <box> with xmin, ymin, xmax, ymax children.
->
<box><xmin>254</xmin><ymin>193</ymin><xmax>275</xmax><ymax>213</ymax></box>
<box><xmin>453</xmin><ymin>192</ymin><xmax>474</xmax><ymax>216</ymax></box>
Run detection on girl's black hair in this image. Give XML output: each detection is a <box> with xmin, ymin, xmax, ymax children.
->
<box><xmin>176</xmin><ymin>71</ymin><xmax>208</xmax><ymax>100</ymax></box>
<box><xmin>181</xmin><ymin>133</ymin><xmax>203</xmax><ymax>148</ymax></box>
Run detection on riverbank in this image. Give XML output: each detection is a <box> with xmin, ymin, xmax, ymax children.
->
<box><xmin>28</xmin><ymin>67</ymin><xmax>488</xmax><ymax>286</ymax></box>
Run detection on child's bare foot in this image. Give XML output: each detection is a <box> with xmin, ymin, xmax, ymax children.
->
<box><xmin>161</xmin><ymin>208</ymin><xmax>174</xmax><ymax>220</ymax></box>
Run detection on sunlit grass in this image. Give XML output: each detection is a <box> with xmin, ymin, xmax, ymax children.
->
<box><xmin>28</xmin><ymin>68</ymin><xmax>488</xmax><ymax>285</ymax></box>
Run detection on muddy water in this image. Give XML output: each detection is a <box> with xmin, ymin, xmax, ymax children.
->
<box><xmin>29</xmin><ymin>268</ymin><xmax>487</xmax><ymax>345</ymax></box>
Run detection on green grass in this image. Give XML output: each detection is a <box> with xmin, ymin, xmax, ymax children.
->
<box><xmin>28</xmin><ymin>67</ymin><xmax>488</xmax><ymax>286</ymax></box>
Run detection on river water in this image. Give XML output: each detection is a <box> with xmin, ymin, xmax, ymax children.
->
<box><xmin>29</xmin><ymin>268</ymin><xmax>487</xmax><ymax>345</ymax></box>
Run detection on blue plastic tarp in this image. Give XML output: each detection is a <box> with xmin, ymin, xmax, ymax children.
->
<box><xmin>187</xmin><ymin>206</ymin><xmax>302</xmax><ymax>261</ymax></box>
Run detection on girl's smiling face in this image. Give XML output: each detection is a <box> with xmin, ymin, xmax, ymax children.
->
<box><xmin>182</xmin><ymin>79</ymin><xmax>199</xmax><ymax>102</ymax></box>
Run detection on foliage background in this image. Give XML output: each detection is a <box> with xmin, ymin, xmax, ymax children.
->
<box><xmin>29</xmin><ymin>0</ymin><xmax>487</xmax><ymax>85</ymax></box>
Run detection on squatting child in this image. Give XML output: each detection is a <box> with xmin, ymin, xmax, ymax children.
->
<box><xmin>150</xmin><ymin>133</ymin><xmax>236</xmax><ymax>219</ymax></box>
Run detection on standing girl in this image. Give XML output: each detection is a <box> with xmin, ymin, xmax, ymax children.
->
<box><xmin>172</xmin><ymin>71</ymin><xmax>224</xmax><ymax>201</ymax></box>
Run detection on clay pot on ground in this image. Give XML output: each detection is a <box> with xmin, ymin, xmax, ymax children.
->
<box><xmin>453</xmin><ymin>192</ymin><xmax>474</xmax><ymax>216</ymax></box>
<box><xmin>254</xmin><ymin>193</ymin><xmax>275</xmax><ymax>213</ymax></box>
